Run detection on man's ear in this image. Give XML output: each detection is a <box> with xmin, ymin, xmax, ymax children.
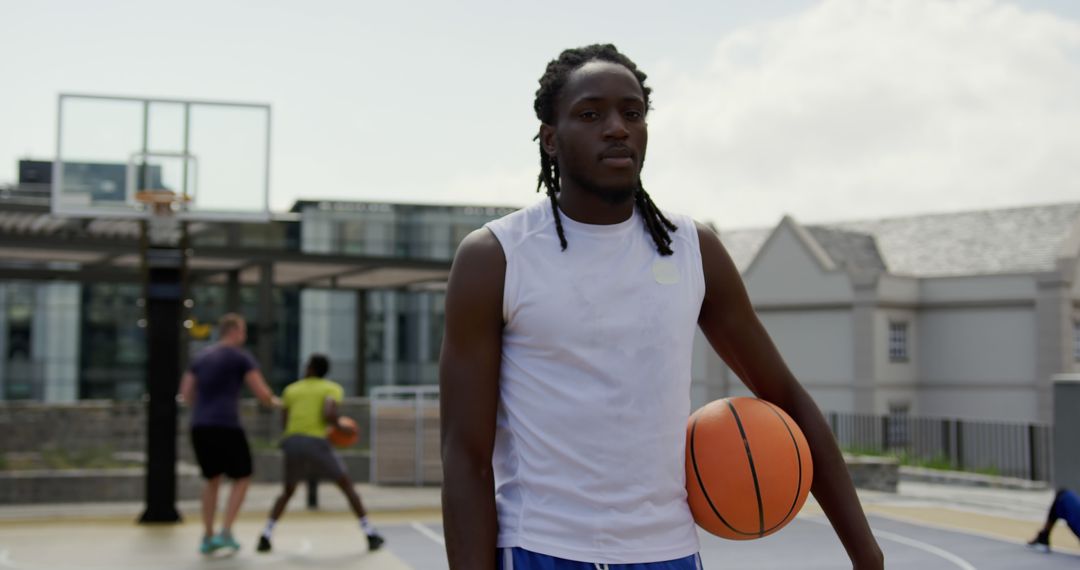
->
<box><xmin>540</xmin><ymin>124</ymin><xmax>557</xmax><ymax>158</ymax></box>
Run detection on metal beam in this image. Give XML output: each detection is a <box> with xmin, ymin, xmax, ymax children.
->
<box><xmin>289</xmin><ymin>265</ymin><xmax>376</xmax><ymax>288</ymax></box>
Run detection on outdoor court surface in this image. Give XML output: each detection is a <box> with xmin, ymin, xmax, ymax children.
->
<box><xmin>2</xmin><ymin>503</ymin><xmax>1079</xmax><ymax>570</ymax></box>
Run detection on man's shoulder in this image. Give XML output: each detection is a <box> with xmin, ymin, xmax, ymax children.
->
<box><xmin>450</xmin><ymin>223</ymin><xmax>509</xmax><ymax>289</ymax></box>
<box><xmin>658</xmin><ymin>210</ymin><xmax>706</xmax><ymax>247</ymax></box>
<box><xmin>220</xmin><ymin>345</ymin><xmax>258</xmax><ymax>369</ymax></box>
<box><xmin>288</xmin><ymin>378</ymin><xmax>342</xmax><ymax>394</ymax></box>
<box><xmin>482</xmin><ymin>199</ymin><xmax>552</xmax><ymax>252</ymax></box>
<box><xmin>318</xmin><ymin>378</ymin><xmax>344</xmax><ymax>393</ymax></box>
<box><xmin>488</xmin><ymin>198</ymin><xmax>547</xmax><ymax>226</ymax></box>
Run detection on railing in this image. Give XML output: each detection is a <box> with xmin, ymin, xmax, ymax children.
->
<box><xmin>828</xmin><ymin>411</ymin><xmax>1052</xmax><ymax>481</ymax></box>
<box><xmin>369</xmin><ymin>385</ymin><xmax>440</xmax><ymax>486</ymax></box>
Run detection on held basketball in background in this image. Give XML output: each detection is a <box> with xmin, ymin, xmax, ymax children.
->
<box><xmin>685</xmin><ymin>397</ymin><xmax>813</xmax><ymax>540</ymax></box>
<box><xmin>327</xmin><ymin>416</ymin><xmax>360</xmax><ymax>448</ymax></box>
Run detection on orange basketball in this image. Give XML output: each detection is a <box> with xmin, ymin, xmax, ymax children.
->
<box><xmin>685</xmin><ymin>397</ymin><xmax>813</xmax><ymax>540</ymax></box>
<box><xmin>327</xmin><ymin>416</ymin><xmax>360</xmax><ymax>448</ymax></box>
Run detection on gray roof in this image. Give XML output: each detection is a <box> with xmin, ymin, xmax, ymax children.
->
<box><xmin>804</xmin><ymin>226</ymin><xmax>887</xmax><ymax>273</ymax></box>
<box><xmin>720</xmin><ymin>203</ymin><xmax>1080</xmax><ymax>278</ymax></box>
<box><xmin>718</xmin><ymin>227</ymin><xmax>771</xmax><ymax>272</ymax></box>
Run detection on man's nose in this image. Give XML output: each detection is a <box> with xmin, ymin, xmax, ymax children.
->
<box><xmin>603</xmin><ymin>115</ymin><xmax>630</xmax><ymax>140</ymax></box>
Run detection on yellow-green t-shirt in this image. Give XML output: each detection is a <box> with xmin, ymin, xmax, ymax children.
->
<box><xmin>282</xmin><ymin>377</ymin><xmax>345</xmax><ymax>438</ymax></box>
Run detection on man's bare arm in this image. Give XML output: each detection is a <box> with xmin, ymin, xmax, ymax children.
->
<box><xmin>244</xmin><ymin>369</ymin><xmax>282</xmax><ymax>408</ymax></box>
<box><xmin>178</xmin><ymin>371</ymin><xmax>196</xmax><ymax>405</ymax></box>
<box><xmin>323</xmin><ymin>397</ymin><xmax>342</xmax><ymax>426</ymax></box>
<box><xmin>695</xmin><ymin>222</ymin><xmax>883</xmax><ymax>569</ymax></box>
<box><xmin>439</xmin><ymin>228</ymin><xmax>505</xmax><ymax>569</ymax></box>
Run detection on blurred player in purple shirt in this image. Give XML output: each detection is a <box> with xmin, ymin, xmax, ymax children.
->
<box><xmin>179</xmin><ymin>313</ymin><xmax>279</xmax><ymax>555</ymax></box>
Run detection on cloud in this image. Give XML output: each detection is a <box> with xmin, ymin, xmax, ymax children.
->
<box><xmin>645</xmin><ymin>0</ymin><xmax>1080</xmax><ymax>229</ymax></box>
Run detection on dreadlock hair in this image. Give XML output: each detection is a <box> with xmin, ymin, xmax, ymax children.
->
<box><xmin>534</xmin><ymin>43</ymin><xmax>678</xmax><ymax>255</ymax></box>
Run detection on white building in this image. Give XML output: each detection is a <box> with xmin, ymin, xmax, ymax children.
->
<box><xmin>691</xmin><ymin>203</ymin><xmax>1080</xmax><ymax>424</ymax></box>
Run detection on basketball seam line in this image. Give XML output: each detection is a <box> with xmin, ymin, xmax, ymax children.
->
<box><xmin>760</xmin><ymin>400</ymin><xmax>805</xmax><ymax>534</ymax></box>
<box><xmin>727</xmin><ymin>399</ymin><xmax>765</xmax><ymax>537</ymax></box>
<box><xmin>689</xmin><ymin>416</ymin><xmax>758</xmax><ymax>537</ymax></box>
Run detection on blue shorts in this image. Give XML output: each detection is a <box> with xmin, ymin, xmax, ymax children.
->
<box><xmin>497</xmin><ymin>547</ymin><xmax>703</xmax><ymax>570</ymax></box>
<box><xmin>1054</xmin><ymin>489</ymin><xmax>1080</xmax><ymax>536</ymax></box>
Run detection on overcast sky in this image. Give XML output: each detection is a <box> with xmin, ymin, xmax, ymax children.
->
<box><xmin>1</xmin><ymin>0</ymin><xmax>1078</xmax><ymax>228</ymax></box>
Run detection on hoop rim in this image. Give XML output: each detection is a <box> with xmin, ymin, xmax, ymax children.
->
<box><xmin>134</xmin><ymin>189</ymin><xmax>191</xmax><ymax>217</ymax></box>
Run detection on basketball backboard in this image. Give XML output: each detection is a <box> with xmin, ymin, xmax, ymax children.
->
<box><xmin>53</xmin><ymin>94</ymin><xmax>271</xmax><ymax>221</ymax></box>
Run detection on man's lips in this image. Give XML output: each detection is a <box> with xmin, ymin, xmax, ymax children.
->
<box><xmin>600</xmin><ymin>147</ymin><xmax>635</xmax><ymax>167</ymax></box>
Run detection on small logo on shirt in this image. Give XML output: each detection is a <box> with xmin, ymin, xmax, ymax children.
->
<box><xmin>652</xmin><ymin>260</ymin><xmax>679</xmax><ymax>284</ymax></box>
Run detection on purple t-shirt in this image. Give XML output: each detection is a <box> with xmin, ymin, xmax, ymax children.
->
<box><xmin>190</xmin><ymin>344</ymin><xmax>258</xmax><ymax>428</ymax></box>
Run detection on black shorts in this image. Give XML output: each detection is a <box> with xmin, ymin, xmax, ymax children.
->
<box><xmin>191</xmin><ymin>426</ymin><xmax>253</xmax><ymax>479</ymax></box>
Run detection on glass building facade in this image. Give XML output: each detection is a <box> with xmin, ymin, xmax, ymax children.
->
<box><xmin>296</xmin><ymin>201</ymin><xmax>514</xmax><ymax>396</ymax></box>
<box><xmin>0</xmin><ymin>199</ymin><xmax>516</xmax><ymax>401</ymax></box>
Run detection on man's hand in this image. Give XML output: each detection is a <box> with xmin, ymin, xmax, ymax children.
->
<box><xmin>852</xmin><ymin>547</ymin><xmax>885</xmax><ymax>569</ymax></box>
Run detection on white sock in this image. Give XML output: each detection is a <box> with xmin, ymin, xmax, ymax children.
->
<box><xmin>360</xmin><ymin>517</ymin><xmax>376</xmax><ymax>536</ymax></box>
<box><xmin>263</xmin><ymin>519</ymin><xmax>276</xmax><ymax>539</ymax></box>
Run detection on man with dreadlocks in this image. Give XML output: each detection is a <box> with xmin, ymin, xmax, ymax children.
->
<box><xmin>440</xmin><ymin>44</ymin><xmax>884</xmax><ymax>569</ymax></box>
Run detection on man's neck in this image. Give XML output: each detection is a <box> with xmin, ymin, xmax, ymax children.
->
<box><xmin>557</xmin><ymin>187</ymin><xmax>634</xmax><ymax>225</ymax></box>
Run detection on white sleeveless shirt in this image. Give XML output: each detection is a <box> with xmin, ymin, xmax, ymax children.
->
<box><xmin>484</xmin><ymin>199</ymin><xmax>705</xmax><ymax>564</ymax></box>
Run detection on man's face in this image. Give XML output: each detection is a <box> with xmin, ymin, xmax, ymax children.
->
<box><xmin>542</xmin><ymin>60</ymin><xmax>648</xmax><ymax>204</ymax></box>
<box><xmin>235</xmin><ymin>322</ymin><xmax>247</xmax><ymax>344</ymax></box>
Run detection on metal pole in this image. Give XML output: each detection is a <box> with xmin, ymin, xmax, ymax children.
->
<box><xmin>355</xmin><ymin>290</ymin><xmax>366</xmax><ymax>396</ymax></box>
<box><xmin>956</xmin><ymin>420</ymin><xmax>965</xmax><ymax>471</ymax></box>
<box><xmin>415</xmin><ymin>390</ymin><xmax>423</xmax><ymax>486</ymax></box>
<box><xmin>257</xmin><ymin>261</ymin><xmax>274</xmax><ymax>383</ymax></box>
<box><xmin>182</xmin><ymin>103</ymin><xmax>191</xmax><ymax>201</ymax></box>
<box><xmin>140</xmin><ymin>101</ymin><xmax>150</xmax><ymax>193</ymax></box>
<box><xmin>138</xmin><ymin>223</ymin><xmax>186</xmax><ymax>523</ymax></box>
<box><xmin>226</xmin><ymin>270</ymin><xmax>240</xmax><ymax>313</ymax></box>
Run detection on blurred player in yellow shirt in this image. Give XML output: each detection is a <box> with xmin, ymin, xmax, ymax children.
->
<box><xmin>256</xmin><ymin>354</ymin><xmax>384</xmax><ymax>554</ymax></box>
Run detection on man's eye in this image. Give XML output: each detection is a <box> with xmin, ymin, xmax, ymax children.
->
<box><xmin>579</xmin><ymin>111</ymin><xmax>599</xmax><ymax>120</ymax></box>
<box><xmin>625</xmin><ymin>110</ymin><xmax>643</xmax><ymax>120</ymax></box>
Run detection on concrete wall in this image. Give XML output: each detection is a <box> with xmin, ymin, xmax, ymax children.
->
<box><xmin>916</xmin><ymin>387</ymin><xmax>1039</xmax><ymax>423</ymax></box>
<box><xmin>920</xmin><ymin>274</ymin><xmax>1036</xmax><ymax>305</ymax></box>
<box><xmin>920</xmin><ymin>307</ymin><xmax>1035</xmax><ymax>383</ymax></box>
<box><xmin>758</xmin><ymin>310</ymin><xmax>854</xmax><ymax>384</ymax></box>
<box><xmin>0</xmin><ymin>398</ymin><xmax>373</xmax><ymax>458</ymax></box>
<box><xmin>743</xmin><ymin>223</ymin><xmax>852</xmax><ymax>306</ymax></box>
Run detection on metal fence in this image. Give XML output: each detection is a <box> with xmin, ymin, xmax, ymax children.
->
<box><xmin>369</xmin><ymin>385</ymin><xmax>440</xmax><ymax>486</ymax></box>
<box><xmin>828</xmin><ymin>411</ymin><xmax>1052</xmax><ymax>481</ymax></box>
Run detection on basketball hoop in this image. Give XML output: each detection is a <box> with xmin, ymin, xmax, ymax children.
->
<box><xmin>134</xmin><ymin>189</ymin><xmax>191</xmax><ymax>217</ymax></box>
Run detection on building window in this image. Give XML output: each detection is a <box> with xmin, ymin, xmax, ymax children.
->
<box><xmin>888</xmin><ymin>321</ymin><xmax>909</xmax><ymax>362</ymax></box>
<box><xmin>1074</xmin><ymin>320</ymin><xmax>1080</xmax><ymax>362</ymax></box>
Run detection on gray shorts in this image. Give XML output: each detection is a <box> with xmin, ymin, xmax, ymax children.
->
<box><xmin>281</xmin><ymin>434</ymin><xmax>347</xmax><ymax>485</ymax></box>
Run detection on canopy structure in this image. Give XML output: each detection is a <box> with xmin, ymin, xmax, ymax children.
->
<box><xmin>0</xmin><ymin>201</ymin><xmax>451</xmax><ymax>290</ymax></box>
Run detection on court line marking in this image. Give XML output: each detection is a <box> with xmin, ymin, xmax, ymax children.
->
<box><xmin>863</xmin><ymin>509</ymin><xmax>1044</xmax><ymax>549</ymax></box>
<box><xmin>863</xmin><ymin>509</ymin><xmax>1080</xmax><ymax>557</ymax></box>
<box><xmin>411</xmin><ymin>521</ymin><xmax>445</xmax><ymax>546</ymax></box>
<box><xmin>872</xmin><ymin>529</ymin><xmax>977</xmax><ymax>570</ymax></box>
<box><xmin>805</xmin><ymin>516</ymin><xmax>976</xmax><ymax>570</ymax></box>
